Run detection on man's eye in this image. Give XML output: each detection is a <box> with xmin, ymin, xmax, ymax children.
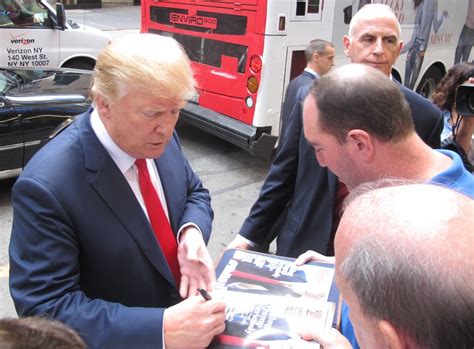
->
<box><xmin>142</xmin><ymin>112</ymin><xmax>157</xmax><ymax>118</ymax></box>
<box><xmin>142</xmin><ymin>111</ymin><xmax>166</xmax><ymax>119</ymax></box>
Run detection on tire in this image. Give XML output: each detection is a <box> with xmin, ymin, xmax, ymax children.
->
<box><xmin>416</xmin><ymin>67</ymin><xmax>443</xmax><ymax>99</ymax></box>
<box><xmin>62</xmin><ymin>60</ymin><xmax>95</xmax><ymax>71</ymax></box>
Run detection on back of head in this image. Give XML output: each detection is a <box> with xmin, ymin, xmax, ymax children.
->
<box><xmin>91</xmin><ymin>33</ymin><xmax>196</xmax><ymax>104</ymax></box>
<box><xmin>305</xmin><ymin>39</ymin><xmax>333</xmax><ymax>62</ymax></box>
<box><xmin>0</xmin><ymin>317</ymin><xmax>86</xmax><ymax>349</ymax></box>
<box><xmin>337</xmin><ymin>184</ymin><xmax>474</xmax><ymax>349</ymax></box>
<box><xmin>432</xmin><ymin>62</ymin><xmax>474</xmax><ymax>110</ymax></box>
<box><xmin>349</xmin><ymin>4</ymin><xmax>401</xmax><ymax>38</ymax></box>
<box><xmin>310</xmin><ymin>63</ymin><xmax>414</xmax><ymax>143</ymax></box>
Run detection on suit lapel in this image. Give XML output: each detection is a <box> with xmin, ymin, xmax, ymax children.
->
<box><xmin>78</xmin><ymin>111</ymin><xmax>177</xmax><ymax>287</ymax></box>
<box><xmin>154</xmin><ymin>142</ymin><xmax>182</xmax><ymax>234</ymax></box>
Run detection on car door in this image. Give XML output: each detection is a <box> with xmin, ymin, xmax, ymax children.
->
<box><xmin>0</xmin><ymin>0</ymin><xmax>60</xmax><ymax>68</ymax></box>
<box><xmin>0</xmin><ymin>96</ymin><xmax>23</xmax><ymax>176</ymax></box>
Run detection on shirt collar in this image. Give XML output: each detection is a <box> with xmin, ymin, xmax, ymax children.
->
<box><xmin>90</xmin><ymin>108</ymin><xmax>136</xmax><ymax>174</ymax></box>
<box><xmin>304</xmin><ymin>67</ymin><xmax>319</xmax><ymax>79</ymax></box>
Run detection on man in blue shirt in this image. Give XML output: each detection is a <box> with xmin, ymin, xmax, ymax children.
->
<box><xmin>302</xmin><ymin>63</ymin><xmax>473</xmax><ymax>198</ymax></box>
<box><xmin>297</xmin><ymin>63</ymin><xmax>473</xmax><ymax>347</ymax></box>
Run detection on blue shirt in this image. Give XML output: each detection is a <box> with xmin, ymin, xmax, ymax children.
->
<box><xmin>440</xmin><ymin>109</ymin><xmax>453</xmax><ymax>147</ymax></box>
<box><xmin>431</xmin><ymin>149</ymin><xmax>474</xmax><ymax>198</ymax></box>
<box><xmin>341</xmin><ymin>149</ymin><xmax>473</xmax><ymax>347</ymax></box>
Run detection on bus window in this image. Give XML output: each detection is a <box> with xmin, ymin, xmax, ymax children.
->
<box><xmin>296</xmin><ymin>0</ymin><xmax>321</xmax><ymax>16</ymax></box>
<box><xmin>308</xmin><ymin>0</ymin><xmax>321</xmax><ymax>14</ymax></box>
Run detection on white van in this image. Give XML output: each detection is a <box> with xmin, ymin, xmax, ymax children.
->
<box><xmin>0</xmin><ymin>0</ymin><xmax>110</xmax><ymax>70</ymax></box>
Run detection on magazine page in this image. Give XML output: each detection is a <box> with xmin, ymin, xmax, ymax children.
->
<box><xmin>209</xmin><ymin>249</ymin><xmax>339</xmax><ymax>349</ymax></box>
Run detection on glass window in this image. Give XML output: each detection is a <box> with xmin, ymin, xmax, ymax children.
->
<box><xmin>150</xmin><ymin>29</ymin><xmax>248</xmax><ymax>74</ymax></box>
<box><xmin>0</xmin><ymin>0</ymin><xmax>49</xmax><ymax>28</ymax></box>
<box><xmin>296</xmin><ymin>0</ymin><xmax>306</xmax><ymax>16</ymax></box>
<box><xmin>307</xmin><ymin>0</ymin><xmax>320</xmax><ymax>14</ymax></box>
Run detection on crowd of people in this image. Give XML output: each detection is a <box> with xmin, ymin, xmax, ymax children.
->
<box><xmin>5</xmin><ymin>3</ymin><xmax>474</xmax><ymax>349</ymax></box>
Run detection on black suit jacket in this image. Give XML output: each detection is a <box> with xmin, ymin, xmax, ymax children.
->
<box><xmin>239</xmin><ymin>81</ymin><xmax>443</xmax><ymax>257</ymax></box>
<box><xmin>398</xmin><ymin>81</ymin><xmax>443</xmax><ymax>148</ymax></box>
<box><xmin>279</xmin><ymin>71</ymin><xmax>316</xmax><ymax>145</ymax></box>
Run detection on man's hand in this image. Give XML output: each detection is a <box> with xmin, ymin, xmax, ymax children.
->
<box><xmin>295</xmin><ymin>250</ymin><xmax>335</xmax><ymax>266</ymax></box>
<box><xmin>164</xmin><ymin>295</ymin><xmax>227</xmax><ymax>348</ymax></box>
<box><xmin>226</xmin><ymin>235</ymin><xmax>254</xmax><ymax>251</ymax></box>
<box><xmin>178</xmin><ymin>227</ymin><xmax>215</xmax><ymax>298</ymax></box>
<box><xmin>299</xmin><ymin>327</ymin><xmax>352</xmax><ymax>349</ymax></box>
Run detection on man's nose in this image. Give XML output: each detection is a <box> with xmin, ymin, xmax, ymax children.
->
<box><xmin>372</xmin><ymin>38</ymin><xmax>384</xmax><ymax>54</ymax></box>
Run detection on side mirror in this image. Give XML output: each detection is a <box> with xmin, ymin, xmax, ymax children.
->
<box><xmin>56</xmin><ymin>2</ymin><xmax>66</xmax><ymax>30</ymax></box>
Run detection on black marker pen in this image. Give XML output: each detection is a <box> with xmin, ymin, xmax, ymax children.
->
<box><xmin>197</xmin><ymin>288</ymin><xmax>212</xmax><ymax>301</ymax></box>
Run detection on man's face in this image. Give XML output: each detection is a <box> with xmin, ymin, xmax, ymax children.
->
<box><xmin>98</xmin><ymin>89</ymin><xmax>184</xmax><ymax>159</ymax></box>
<box><xmin>343</xmin><ymin>16</ymin><xmax>402</xmax><ymax>76</ymax></box>
<box><xmin>302</xmin><ymin>95</ymin><xmax>361</xmax><ymax>190</ymax></box>
<box><xmin>334</xmin><ymin>229</ymin><xmax>388</xmax><ymax>349</ymax></box>
<box><xmin>315</xmin><ymin>46</ymin><xmax>336</xmax><ymax>76</ymax></box>
<box><xmin>335</xmin><ymin>272</ymin><xmax>387</xmax><ymax>349</ymax></box>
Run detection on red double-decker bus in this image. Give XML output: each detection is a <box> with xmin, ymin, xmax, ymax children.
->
<box><xmin>142</xmin><ymin>0</ymin><xmax>470</xmax><ymax>156</ymax></box>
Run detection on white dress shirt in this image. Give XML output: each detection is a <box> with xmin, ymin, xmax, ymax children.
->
<box><xmin>90</xmin><ymin>108</ymin><xmax>170</xmax><ymax>221</ymax></box>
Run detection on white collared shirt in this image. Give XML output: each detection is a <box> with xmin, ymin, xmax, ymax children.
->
<box><xmin>90</xmin><ymin>108</ymin><xmax>170</xmax><ymax>221</ymax></box>
<box><xmin>304</xmin><ymin>67</ymin><xmax>320</xmax><ymax>79</ymax></box>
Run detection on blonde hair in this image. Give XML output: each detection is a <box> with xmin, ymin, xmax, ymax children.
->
<box><xmin>91</xmin><ymin>34</ymin><xmax>196</xmax><ymax>103</ymax></box>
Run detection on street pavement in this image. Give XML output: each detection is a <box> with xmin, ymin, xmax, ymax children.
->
<box><xmin>66</xmin><ymin>5</ymin><xmax>141</xmax><ymax>39</ymax></box>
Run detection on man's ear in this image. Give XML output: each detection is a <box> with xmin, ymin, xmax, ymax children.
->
<box><xmin>378</xmin><ymin>320</ymin><xmax>405</xmax><ymax>349</ymax></box>
<box><xmin>313</xmin><ymin>52</ymin><xmax>321</xmax><ymax>63</ymax></box>
<box><xmin>343</xmin><ymin>35</ymin><xmax>351</xmax><ymax>57</ymax></box>
<box><xmin>395</xmin><ymin>40</ymin><xmax>403</xmax><ymax>59</ymax></box>
<box><xmin>96</xmin><ymin>95</ymin><xmax>111</xmax><ymax>119</ymax></box>
<box><xmin>346</xmin><ymin>129</ymin><xmax>374</xmax><ymax>162</ymax></box>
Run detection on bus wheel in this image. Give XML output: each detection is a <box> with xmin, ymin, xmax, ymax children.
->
<box><xmin>416</xmin><ymin>67</ymin><xmax>443</xmax><ymax>99</ymax></box>
<box><xmin>62</xmin><ymin>59</ymin><xmax>95</xmax><ymax>71</ymax></box>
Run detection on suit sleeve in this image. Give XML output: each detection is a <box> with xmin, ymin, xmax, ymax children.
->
<box><xmin>238</xmin><ymin>87</ymin><xmax>307</xmax><ymax>245</ymax></box>
<box><xmin>172</xmin><ymin>132</ymin><xmax>213</xmax><ymax>243</ymax></box>
<box><xmin>9</xmin><ymin>177</ymin><xmax>165</xmax><ymax>349</ymax></box>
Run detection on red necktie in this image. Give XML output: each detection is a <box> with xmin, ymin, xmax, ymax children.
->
<box><xmin>135</xmin><ymin>159</ymin><xmax>181</xmax><ymax>285</ymax></box>
<box><xmin>328</xmin><ymin>180</ymin><xmax>349</xmax><ymax>256</ymax></box>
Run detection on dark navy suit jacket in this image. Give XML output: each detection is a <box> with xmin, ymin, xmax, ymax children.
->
<box><xmin>279</xmin><ymin>70</ymin><xmax>316</xmax><ymax>145</ymax></box>
<box><xmin>9</xmin><ymin>110</ymin><xmax>213</xmax><ymax>348</ymax></box>
<box><xmin>239</xmin><ymin>80</ymin><xmax>443</xmax><ymax>257</ymax></box>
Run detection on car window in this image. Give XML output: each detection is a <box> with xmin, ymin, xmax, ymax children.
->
<box><xmin>0</xmin><ymin>69</ymin><xmax>22</xmax><ymax>94</ymax></box>
<box><xmin>0</xmin><ymin>0</ymin><xmax>50</xmax><ymax>28</ymax></box>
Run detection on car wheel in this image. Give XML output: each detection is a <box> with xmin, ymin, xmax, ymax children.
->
<box><xmin>416</xmin><ymin>66</ymin><xmax>443</xmax><ymax>99</ymax></box>
<box><xmin>62</xmin><ymin>60</ymin><xmax>95</xmax><ymax>71</ymax></box>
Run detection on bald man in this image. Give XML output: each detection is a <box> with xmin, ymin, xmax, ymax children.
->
<box><xmin>299</xmin><ymin>183</ymin><xmax>474</xmax><ymax>348</ymax></box>
<box><xmin>319</xmin><ymin>183</ymin><xmax>474</xmax><ymax>349</ymax></box>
